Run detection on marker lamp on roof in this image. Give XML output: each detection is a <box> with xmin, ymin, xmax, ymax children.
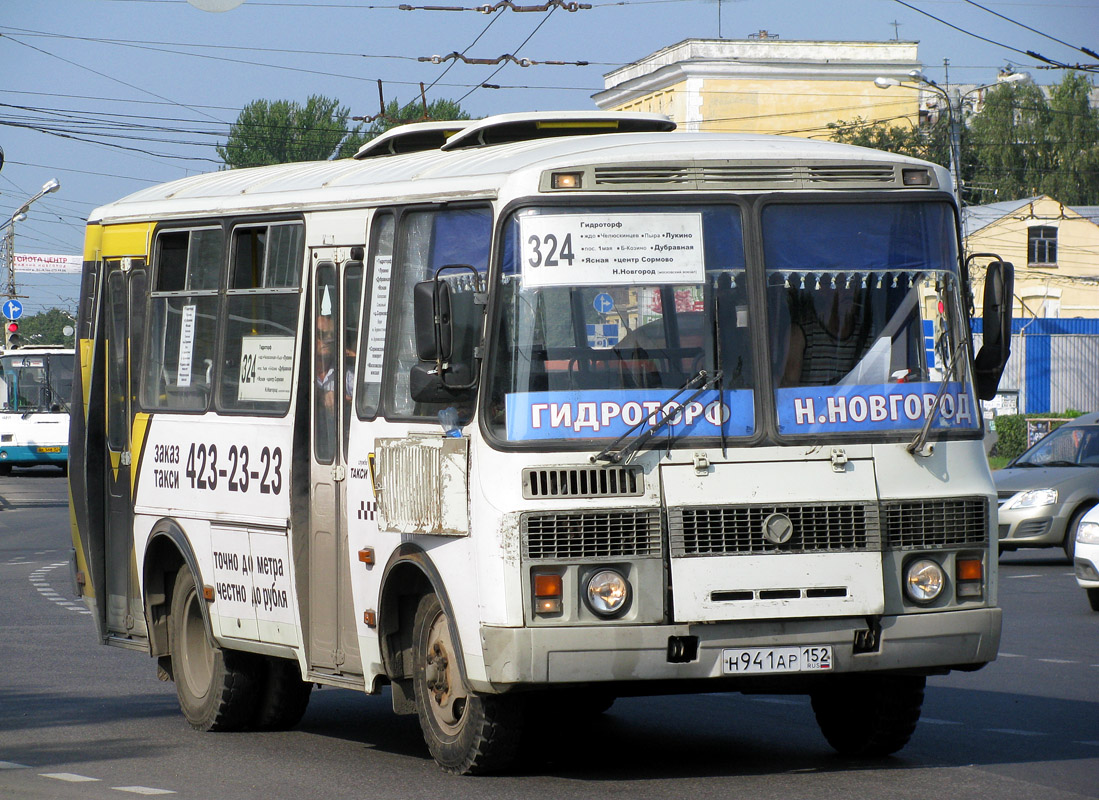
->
<box><xmin>902</xmin><ymin>168</ymin><xmax>932</xmax><ymax>186</ymax></box>
<box><xmin>551</xmin><ymin>171</ymin><xmax>583</xmax><ymax>190</ymax></box>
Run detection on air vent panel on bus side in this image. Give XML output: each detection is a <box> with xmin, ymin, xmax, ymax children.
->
<box><xmin>522</xmin><ymin>465</ymin><xmax>644</xmax><ymax>500</ymax></box>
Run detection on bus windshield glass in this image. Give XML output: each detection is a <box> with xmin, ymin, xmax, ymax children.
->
<box><xmin>490</xmin><ymin>204</ymin><xmax>755</xmax><ymax>444</ymax></box>
<box><xmin>1</xmin><ymin>351</ymin><xmax>74</xmax><ymax>413</ymax></box>
<box><xmin>765</xmin><ymin>201</ymin><xmax>978</xmax><ymax>437</ymax></box>
<box><xmin>489</xmin><ymin>200</ymin><xmax>978</xmax><ymax>445</ymax></box>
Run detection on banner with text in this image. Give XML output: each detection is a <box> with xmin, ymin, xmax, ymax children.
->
<box><xmin>14</xmin><ymin>254</ymin><xmax>82</xmax><ymax>274</ymax></box>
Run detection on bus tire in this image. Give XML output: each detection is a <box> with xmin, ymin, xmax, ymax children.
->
<box><xmin>169</xmin><ymin>565</ymin><xmax>259</xmax><ymax>732</ymax></box>
<box><xmin>251</xmin><ymin>656</ymin><xmax>312</xmax><ymax>731</ymax></box>
<box><xmin>411</xmin><ymin>593</ymin><xmax>523</xmax><ymax>775</ymax></box>
<box><xmin>810</xmin><ymin>674</ymin><xmax>925</xmax><ymax>757</ymax></box>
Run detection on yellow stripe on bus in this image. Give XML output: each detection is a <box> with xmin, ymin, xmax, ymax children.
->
<box><xmin>84</xmin><ymin>221</ymin><xmax>155</xmax><ymax>260</ymax></box>
<box><xmin>131</xmin><ymin>413</ymin><xmax>150</xmax><ymax>495</ymax></box>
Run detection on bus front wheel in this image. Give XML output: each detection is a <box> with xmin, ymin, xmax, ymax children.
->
<box><xmin>411</xmin><ymin>593</ymin><xmax>523</xmax><ymax>774</ymax></box>
<box><xmin>810</xmin><ymin>674</ymin><xmax>925</xmax><ymax>757</ymax></box>
<box><xmin>169</xmin><ymin>565</ymin><xmax>259</xmax><ymax>731</ymax></box>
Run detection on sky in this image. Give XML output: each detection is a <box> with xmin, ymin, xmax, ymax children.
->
<box><xmin>1</xmin><ymin>0</ymin><xmax>1097</xmax><ymax>317</ymax></box>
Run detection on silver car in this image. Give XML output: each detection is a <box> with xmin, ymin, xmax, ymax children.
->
<box><xmin>994</xmin><ymin>412</ymin><xmax>1099</xmax><ymax>559</ymax></box>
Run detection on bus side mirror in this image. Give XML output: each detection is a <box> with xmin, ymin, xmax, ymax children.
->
<box><xmin>410</xmin><ymin>270</ymin><xmax>482</xmax><ymax>403</ymax></box>
<box><xmin>973</xmin><ymin>260</ymin><xmax>1014</xmax><ymax>401</ymax></box>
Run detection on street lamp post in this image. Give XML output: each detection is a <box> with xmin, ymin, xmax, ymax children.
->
<box><xmin>4</xmin><ymin>178</ymin><xmax>61</xmax><ymax>301</ymax></box>
<box><xmin>874</xmin><ymin>71</ymin><xmax>1026</xmax><ymax>199</ymax></box>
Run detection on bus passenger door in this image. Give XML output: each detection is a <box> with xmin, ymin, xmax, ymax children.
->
<box><xmin>103</xmin><ymin>260</ymin><xmax>147</xmax><ymax>639</ymax></box>
<box><xmin>307</xmin><ymin>254</ymin><xmax>363</xmax><ymax>677</ymax></box>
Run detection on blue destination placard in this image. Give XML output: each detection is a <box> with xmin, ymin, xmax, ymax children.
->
<box><xmin>505</xmin><ymin>389</ymin><xmax>755</xmax><ymax>441</ymax></box>
<box><xmin>775</xmin><ymin>382</ymin><xmax>979</xmax><ymax>435</ymax></box>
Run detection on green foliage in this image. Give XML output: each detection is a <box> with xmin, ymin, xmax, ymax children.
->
<box><xmin>830</xmin><ymin>72</ymin><xmax>1099</xmax><ymax>206</ymax></box>
<box><xmin>217</xmin><ymin>95</ymin><xmax>365</xmax><ymax>168</ymax></box>
<box><xmin>8</xmin><ymin>308</ymin><xmax>75</xmax><ymax>347</ymax></box>
<box><xmin>827</xmin><ymin>115</ymin><xmax>951</xmax><ymax>169</ymax></box>
<box><xmin>990</xmin><ymin>410</ymin><xmax>1082</xmax><ymax>463</ymax></box>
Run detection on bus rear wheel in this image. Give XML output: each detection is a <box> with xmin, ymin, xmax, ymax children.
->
<box><xmin>251</xmin><ymin>656</ymin><xmax>312</xmax><ymax>731</ymax></box>
<box><xmin>412</xmin><ymin>593</ymin><xmax>524</xmax><ymax>775</ymax></box>
<box><xmin>169</xmin><ymin>565</ymin><xmax>259</xmax><ymax>731</ymax></box>
<box><xmin>810</xmin><ymin>674</ymin><xmax>925</xmax><ymax>757</ymax></box>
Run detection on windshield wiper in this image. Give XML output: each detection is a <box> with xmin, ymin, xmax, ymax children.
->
<box><xmin>591</xmin><ymin>369</ymin><xmax>723</xmax><ymax>465</ymax></box>
<box><xmin>907</xmin><ymin>338</ymin><xmax>969</xmax><ymax>458</ymax></box>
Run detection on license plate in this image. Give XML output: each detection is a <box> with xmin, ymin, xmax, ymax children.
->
<box><xmin>36</xmin><ymin>447</ymin><xmax>61</xmax><ymax>453</ymax></box>
<box><xmin>721</xmin><ymin>645</ymin><xmax>833</xmax><ymax>674</ymax></box>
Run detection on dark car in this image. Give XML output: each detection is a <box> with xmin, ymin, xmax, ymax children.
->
<box><xmin>994</xmin><ymin>412</ymin><xmax>1099</xmax><ymax>559</ymax></box>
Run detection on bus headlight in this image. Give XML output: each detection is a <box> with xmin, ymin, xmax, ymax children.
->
<box><xmin>904</xmin><ymin>559</ymin><xmax>945</xmax><ymax>604</ymax></box>
<box><xmin>584</xmin><ymin>569</ymin><xmax>629</xmax><ymax>617</ymax></box>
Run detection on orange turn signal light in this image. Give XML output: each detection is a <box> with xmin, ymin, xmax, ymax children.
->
<box><xmin>956</xmin><ymin>558</ymin><xmax>983</xmax><ymax>581</ymax></box>
<box><xmin>533</xmin><ymin>573</ymin><xmax>563</xmax><ymax>614</ymax></box>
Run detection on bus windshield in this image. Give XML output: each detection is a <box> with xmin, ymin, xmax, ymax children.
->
<box><xmin>488</xmin><ymin>201</ymin><xmax>978</xmax><ymax>445</ymax></box>
<box><xmin>765</xmin><ymin>202</ymin><xmax>978</xmax><ymax>437</ymax></box>
<box><xmin>1</xmin><ymin>351</ymin><xmax>74</xmax><ymax>413</ymax></box>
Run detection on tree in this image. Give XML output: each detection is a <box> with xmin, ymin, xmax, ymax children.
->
<box><xmin>1039</xmin><ymin>72</ymin><xmax>1099</xmax><ymax>204</ymax></box>
<box><xmin>217</xmin><ymin>95</ymin><xmax>365</xmax><ymax>168</ymax></box>
<box><xmin>11</xmin><ymin>308</ymin><xmax>75</xmax><ymax>346</ymax></box>
<box><xmin>827</xmin><ymin>115</ymin><xmax>951</xmax><ymax>168</ymax></box>
<box><xmin>966</xmin><ymin>81</ymin><xmax>1053</xmax><ymax>204</ymax></box>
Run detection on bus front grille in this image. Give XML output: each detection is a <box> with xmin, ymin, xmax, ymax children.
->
<box><xmin>881</xmin><ymin>497</ymin><xmax>989</xmax><ymax>549</ymax></box>
<box><xmin>522</xmin><ymin>509</ymin><xmax>662</xmax><ymax>560</ymax></box>
<box><xmin>522</xmin><ymin>465</ymin><xmax>644</xmax><ymax>499</ymax></box>
<box><xmin>668</xmin><ymin>503</ymin><xmax>879</xmax><ymax>556</ymax></box>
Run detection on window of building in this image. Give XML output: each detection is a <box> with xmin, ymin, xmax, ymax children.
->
<box><xmin>1028</xmin><ymin>226</ymin><xmax>1057</xmax><ymax>265</ymax></box>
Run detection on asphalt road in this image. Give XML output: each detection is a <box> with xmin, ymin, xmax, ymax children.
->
<box><xmin>1</xmin><ymin>467</ymin><xmax>1096</xmax><ymax>799</ymax></box>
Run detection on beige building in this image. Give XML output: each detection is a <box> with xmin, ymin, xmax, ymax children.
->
<box><xmin>964</xmin><ymin>196</ymin><xmax>1099</xmax><ymax>319</ymax></box>
<box><xmin>592</xmin><ymin>36</ymin><xmax>922</xmax><ymax>137</ymax></box>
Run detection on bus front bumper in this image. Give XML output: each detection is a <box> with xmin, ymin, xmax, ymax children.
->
<box><xmin>477</xmin><ymin>607</ymin><xmax>1001</xmax><ymax>690</ymax></box>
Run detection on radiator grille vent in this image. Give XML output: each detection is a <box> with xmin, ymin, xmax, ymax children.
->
<box><xmin>522</xmin><ymin>509</ymin><xmax>662</xmax><ymax>560</ymax></box>
<box><xmin>522</xmin><ymin>465</ymin><xmax>644</xmax><ymax>499</ymax></box>
<box><xmin>669</xmin><ymin>503</ymin><xmax>879</xmax><ymax>556</ymax></box>
<box><xmin>881</xmin><ymin>497</ymin><xmax>988</xmax><ymax>549</ymax></box>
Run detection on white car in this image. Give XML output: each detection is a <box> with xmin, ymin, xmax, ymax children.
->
<box><xmin>1074</xmin><ymin>504</ymin><xmax>1099</xmax><ymax>611</ymax></box>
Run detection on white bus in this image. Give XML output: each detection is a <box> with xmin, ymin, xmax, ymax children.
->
<box><xmin>0</xmin><ymin>345</ymin><xmax>73</xmax><ymax>475</ymax></box>
<box><xmin>69</xmin><ymin>111</ymin><xmax>1014</xmax><ymax>774</ymax></box>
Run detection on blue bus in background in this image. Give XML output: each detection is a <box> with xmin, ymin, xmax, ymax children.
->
<box><xmin>0</xmin><ymin>346</ymin><xmax>73</xmax><ymax>475</ymax></box>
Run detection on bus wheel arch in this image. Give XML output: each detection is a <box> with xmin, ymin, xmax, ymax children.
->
<box><xmin>377</xmin><ymin>547</ymin><xmax>443</xmax><ymax>685</ymax></box>
<box><xmin>143</xmin><ymin>520</ymin><xmax>201</xmax><ymax>661</ymax></box>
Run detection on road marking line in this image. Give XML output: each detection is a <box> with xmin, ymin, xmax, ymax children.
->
<box><xmin>984</xmin><ymin>728</ymin><xmax>1049</xmax><ymax>737</ymax></box>
<box><xmin>921</xmin><ymin>718</ymin><xmax>963</xmax><ymax>725</ymax></box>
<box><xmin>1007</xmin><ymin>574</ymin><xmax>1041</xmax><ymax>579</ymax></box>
<box><xmin>998</xmin><ymin>652</ymin><xmax>1026</xmax><ymax>658</ymax></box>
<box><xmin>111</xmin><ymin>787</ymin><xmax>176</xmax><ymax>795</ymax></box>
<box><xmin>749</xmin><ymin>697</ymin><xmax>804</xmax><ymax>705</ymax></box>
<box><xmin>41</xmin><ymin>772</ymin><xmax>100</xmax><ymax>782</ymax></box>
<box><xmin>1077</xmin><ymin>741</ymin><xmax>1099</xmax><ymax>747</ymax></box>
<box><xmin>1038</xmin><ymin>658</ymin><xmax>1078</xmax><ymax>664</ymax></box>
<box><xmin>0</xmin><ymin>761</ymin><xmax>30</xmax><ymax>769</ymax></box>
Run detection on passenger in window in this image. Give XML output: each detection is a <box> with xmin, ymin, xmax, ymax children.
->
<box><xmin>781</xmin><ymin>281</ymin><xmax>872</xmax><ymax>387</ymax></box>
<box><xmin>315</xmin><ymin>302</ymin><xmax>337</xmax><ymax>460</ymax></box>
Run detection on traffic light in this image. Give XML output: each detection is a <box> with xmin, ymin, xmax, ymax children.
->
<box><xmin>5</xmin><ymin>321</ymin><xmax>19</xmax><ymax>349</ymax></box>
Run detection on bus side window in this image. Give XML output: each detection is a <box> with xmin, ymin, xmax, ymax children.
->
<box><xmin>357</xmin><ymin>213</ymin><xmax>394</xmax><ymax>420</ymax></box>
<box><xmin>383</xmin><ymin>207</ymin><xmax>490</xmax><ymax>420</ymax></box>
<box><xmin>218</xmin><ymin>222</ymin><xmax>303</xmax><ymax>415</ymax></box>
<box><xmin>141</xmin><ymin>228</ymin><xmax>222</xmax><ymax>412</ymax></box>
